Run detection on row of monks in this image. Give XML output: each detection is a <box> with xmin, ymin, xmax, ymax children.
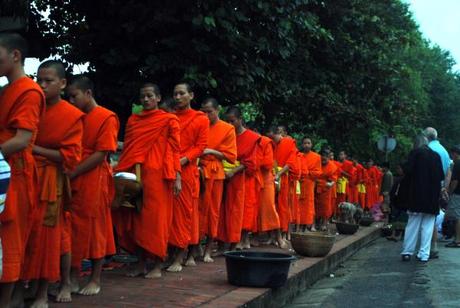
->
<box><xmin>0</xmin><ymin>33</ymin><xmax>384</xmax><ymax>307</ymax></box>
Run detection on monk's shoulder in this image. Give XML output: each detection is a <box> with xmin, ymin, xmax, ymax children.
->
<box><xmin>193</xmin><ymin>110</ymin><xmax>209</xmax><ymax>125</ymax></box>
<box><xmin>57</xmin><ymin>100</ymin><xmax>84</xmax><ymax>120</ymax></box>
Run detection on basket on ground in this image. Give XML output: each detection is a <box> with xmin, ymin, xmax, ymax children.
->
<box><xmin>336</xmin><ymin>222</ymin><xmax>359</xmax><ymax>235</ymax></box>
<box><xmin>223</xmin><ymin>251</ymin><xmax>295</xmax><ymax>288</ymax></box>
<box><xmin>291</xmin><ymin>232</ymin><xmax>336</xmax><ymax>257</ymax></box>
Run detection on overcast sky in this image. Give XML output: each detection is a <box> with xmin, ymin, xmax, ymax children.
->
<box><xmin>1</xmin><ymin>1</ymin><xmax>459</xmax><ymax>86</ymax></box>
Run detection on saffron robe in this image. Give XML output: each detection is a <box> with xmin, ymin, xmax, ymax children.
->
<box><xmin>0</xmin><ymin>76</ymin><xmax>45</xmax><ymax>282</ymax></box>
<box><xmin>289</xmin><ymin>152</ymin><xmax>302</xmax><ymax>225</ymax></box>
<box><xmin>199</xmin><ymin>120</ymin><xmax>236</xmax><ymax>239</ymax></box>
<box><xmin>355</xmin><ymin>164</ymin><xmax>368</xmax><ymax>208</ymax></box>
<box><xmin>114</xmin><ymin>109</ymin><xmax>180</xmax><ymax>259</ymax></box>
<box><xmin>70</xmin><ymin>106</ymin><xmax>119</xmax><ymax>267</ymax></box>
<box><xmin>217</xmin><ymin>129</ymin><xmax>259</xmax><ymax>243</ymax></box>
<box><xmin>299</xmin><ymin>151</ymin><xmax>322</xmax><ymax>225</ymax></box>
<box><xmin>315</xmin><ymin>161</ymin><xmax>338</xmax><ymax>219</ymax></box>
<box><xmin>169</xmin><ymin>108</ymin><xmax>208</xmax><ymax>248</ymax></box>
<box><xmin>22</xmin><ymin>100</ymin><xmax>83</xmax><ymax>281</ymax></box>
<box><xmin>274</xmin><ymin>137</ymin><xmax>297</xmax><ymax>232</ymax></box>
<box><xmin>366</xmin><ymin>166</ymin><xmax>380</xmax><ymax>209</ymax></box>
<box><xmin>257</xmin><ymin>136</ymin><xmax>280</xmax><ymax>232</ymax></box>
<box><xmin>347</xmin><ymin>165</ymin><xmax>359</xmax><ymax>204</ymax></box>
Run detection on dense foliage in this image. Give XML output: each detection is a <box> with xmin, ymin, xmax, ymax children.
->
<box><xmin>21</xmin><ymin>0</ymin><xmax>460</xmax><ymax>162</ymax></box>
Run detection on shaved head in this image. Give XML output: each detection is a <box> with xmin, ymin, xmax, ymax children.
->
<box><xmin>38</xmin><ymin>60</ymin><xmax>66</xmax><ymax>79</ymax></box>
<box><xmin>423</xmin><ymin>127</ymin><xmax>437</xmax><ymax>141</ymax></box>
<box><xmin>69</xmin><ymin>75</ymin><xmax>94</xmax><ymax>93</ymax></box>
<box><xmin>0</xmin><ymin>32</ymin><xmax>28</xmax><ymax>64</ymax></box>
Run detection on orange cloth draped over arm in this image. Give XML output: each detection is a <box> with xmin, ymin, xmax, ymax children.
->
<box><xmin>71</xmin><ymin>106</ymin><xmax>119</xmax><ymax>268</ymax></box>
<box><xmin>315</xmin><ymin>161</ymin><xmax>338</xmax><ymax>219</ymax></box>
<box><xmin>199</xmin><ymin>120</ymin><xmax>237</xmax><ymax>239</ymax></box>
<box><xmin>0</xmin><ymin>76</ymin><xmax>45</xmax><ymax>283</ymax></box>
<box><xmin>217</xmin><ymin>129</ymin><xmax>259</xmax><ymax>243</ymax></box>
<box><xmin>257</xmin><ymin>136</ymin><xmax>280</xmax><ymax>232</ymax></box>
<box><xmin>113</xmin><ymin>109</ymin><xmax>180</xmax><ymax>260</ymax></box>
<box><xmin>274</xmin><ymin>137</ymin><xmax>298</xmax><ymax>232</ymax></box>
<box><xmin>299</xmin><ymin>151</ymin><xmax>322</xmax><ymax>225</ymax></box>
<box><xmin>22</xmin><ymin>100</ymin><xmax>83</xmax><ymax>281</ymax></box>
<box><xmin>169</xmin><ymin>109</ymin><xmax>209</xmax><ymax>249</ymax></box>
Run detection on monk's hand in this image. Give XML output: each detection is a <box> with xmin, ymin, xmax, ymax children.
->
<box><xmin>174</xmin><ymin>174</ymin><xmax>182</xmax><ymax>196</ymax></box>
<box><xmin>326</xmin><ymin>181</ymin><xmax>334</xmax><ymax>187</ymax></box>
<box><xmin>225</xmin><ymin>171</ymin><xmax>234</xmax><ymax>179</ymax></box>
<box><xmin>180</xmin><ymin>157</ymin><xmax>189</xmax><ymax>166</ymax></box>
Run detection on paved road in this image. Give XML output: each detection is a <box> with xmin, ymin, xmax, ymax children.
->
<box><xmin>285</xmin><ymin>237</ymin><xmax>460</xmax><ymax>308</ymax></box>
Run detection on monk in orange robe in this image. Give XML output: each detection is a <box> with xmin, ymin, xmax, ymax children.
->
<box><xmin>366</xmin><ymin>159</ymin><xmax>380</xmax><ymax>209</ymax></box>
<box><xmin>113</xmin><ymin>83</ymin><xmax>181</xmax><ymax>279</ymax></box>
<box><xmin>167</xmin><ymin>83</ymin><xmax>209</xmax><ymax>272</ymax></box>
<box><xmin>289</xmin><ymin>151</ymin><xmax>302</xmax><ymax>228</ymax></box>
<box><xmin>66</xmin><ymin>75</ymin><xmax>119</xmax><ymax>296</ymax></box>
<box><xmin>299</xmin><ymin>138</ymin><xmax>322</xmax><ymax>231</ymax></box>
<box><xmin>199</xmin><ymin>98</ymin><xmax>237</xmax><ymax>262</ymax></box>
<box><xmin>355</xmin><ymin>162</ymin><xmax>369</xmax><ymax>209</ymax></box>
<box><xmin>18</xmin><ymin>60</ymin><xmax>83</xmax><ymax>306</ymax></box>
<box><xmin>0</xmin><ymin>33</ymin><xmax>46</xmax><ymax>307</ymax></box>
<box><xmin>338</xmin><ymin>151</ymin><xmax>355</xmax><ymax>203</ymax></box>
<box><xmin>217</xmin><ymin>107</ymin><xmax>260</xmax><ymax>249</ymax></box>
<box><xmin>347</xmin><ymin>158</ymin><xmax>359</xmax><ymax>204</ymax></box>
<box><xmin>256</xmin><ymin>135</ymin><xmax>287</xmax><ymax>248</ymax></box>
<box><xmin>269</xmin><ymin>127</ymin><xmax>298</xmax><ymax>239</ymax></box>
<box><xmin>329</xmin><ymin>152</ymin><xmax>341</xmax><ymax>217</ymax></box>
<box><xmin>316</xmin><ymin>149</ymin><xmax>338</xmax><ymax>230</ymax></box>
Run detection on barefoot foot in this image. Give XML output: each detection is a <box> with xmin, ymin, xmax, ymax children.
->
<box><xmin>144</xmin><ymin>268</ymin><xmax>162</xmax><ymax>279</ymax></box>
<box><xmin>166</xmin><ymin>262</ymin><xmax>183</xmax><ymax>272</ymax></box>
<box><xmin>78</xmin><ymin>281</ymin><xmax>101</xmax><ymax>296</ymax></box>
<box><xmin>277</xmin><ymin>239</ymin><xmax>289</xmax><ymax>249</ymax></box>
<box><xmin>203</xmin><ymin>254</ymin><xmax>214</xmax><ymax>263</ymax></box>
<box><xmin>30</xmin><ymin>298</ymin><xmax>48</xmax><ymax>308</ymax></box>
<box><xmin>55</xmin><ymin>284</ymin><xmax>72</xmax><ymax>303</ymax></box>
<box><xmin>185</xmin><ymin>256</ymin><xmax>197</xmax><ymax>267</ymax></box>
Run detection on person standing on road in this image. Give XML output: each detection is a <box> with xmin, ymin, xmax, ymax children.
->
<box><xmin>445</xmin><ymin>145</ymin><xmax>460</xmax><ymax>248</ymax></box>
<box><xmin>401</xmin><ymin>135</ymin><xmax>444</xmax><ymax>262</ymax></box>
<box><xmin>423</xmin><ymin>127</ymin><xmax>451</xmax><ymax>259</ymax></box>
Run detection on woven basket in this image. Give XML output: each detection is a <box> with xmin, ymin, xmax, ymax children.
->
<box><xmin>291</xmin><ymin>232</ymin><xmax>336</xmax><ymax>257</ymax></box>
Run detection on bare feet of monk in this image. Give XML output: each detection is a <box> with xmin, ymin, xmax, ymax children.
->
<box><xmin>30</xmin><ymin>297</ymin><xmax>48</xmax><ymax>308</ymax></box>
<box><xmin>78</xmin><ymin>281</ymin><xmax>101</xmax><ymax>296</ymax></box>
<box><xmin>126</xmin><ymin>263</ymin><xmax>146</xmax><ymax>277</ymax></box>
<box><xmin>235</xmin><ymin>242</ymin><xmax>244</xmax><ymax>250</ymax></box>
<box><xmin>145</xmin><ymin>267</ymin><xmax>162</xmax><ymax>279</ymax></box>
<box><xmin>203</xmin><ymin>253</ymin><xmax>214</xmax><ymax>263</ymax></box>
<box><xmin>185</xmin><ymin>255</ymin><xmax>197</xmax><ymax>266</ymax></box>
<box><xmin>166</xmin><ymin>262</ymin><xmax>183</xmax><ymax>272</ymax></box>
<box><xmin>242</xmin><ymin>236</ymin><xmax>251</xmax><ymax>249</ymax></box>
<box><xmin>55</xmin><ymin>284</ymin><xmax>72</xmax><ymax>303</ymax></box>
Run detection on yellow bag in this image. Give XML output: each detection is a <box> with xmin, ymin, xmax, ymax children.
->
<box><xmin>357</xmin><ymin>183</ymin><xmax>366</xmax><ymax>194</ymax></box>
<box><xmin>337</xmin><ymin>177</ymin><xmax>348</xmax><ymax>194</ymax></box>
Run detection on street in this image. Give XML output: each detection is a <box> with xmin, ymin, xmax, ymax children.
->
<box><xmin>285</xmin><ymin>237</ymin><xmax>460</xmax><ymax>308</ymax></box>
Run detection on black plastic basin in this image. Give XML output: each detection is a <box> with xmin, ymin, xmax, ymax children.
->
<box><xmin>223</xmin><ymin>251</ymin><xmax>296</xmax><ymax>288</ymax></box>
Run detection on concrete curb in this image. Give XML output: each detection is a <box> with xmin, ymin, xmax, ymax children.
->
<box><xmin>200</xmin><ymin>223</ymin><xmax>383</xmax><ymax>308</ymax></box>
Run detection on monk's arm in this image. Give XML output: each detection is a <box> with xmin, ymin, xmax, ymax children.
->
<box><xmin>202</xmin><ymin>148</ymin><xmax>225</xmax><ymax>160</ymax></box>
<box><xmin>276</xmin><ymin>165</ymin><xmax>290</xmax><ymax>179</ymax></box>
<box><xmin>33</xmin><ymin>145</ymin><xmax>63</xmax><ymax>163</ymax></box>
<box><xmin>0</xmin><ymin>129</ymin><xmax>32</xmax><ymax>158</ymax></box>
<box><xmin>68</xmin><ymin>151</ymin><xmax>107</xmax><ymax>179</ymax></box>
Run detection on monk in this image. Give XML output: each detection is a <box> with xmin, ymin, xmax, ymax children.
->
<box><xmin>338</xmin><ymin>151</ymin><xmax>355</xmax><ymax>203</ymax></box>
<box><xmin>66</xmin><ymin>75</ymin><xmax>119</xmax><ymax>295</ymax></box>
<box><xmin>113</xmin><ymin>83</ymin><xmax>181</xmax><ymax>278</ymax></box>
<box><xmin>366</xmin><ymin>159</ymin><xmax>380</xmax><ymax>209</ymax></box>
<box><xmin>269</xmin><ymin>127</ymin><xmax>298</xmax><ymax>239</ymax></box>
<box><xmin>328</xmin><ymin>151</ymin><xmax>341</xmax><ymax>217</ymax></box>
<box><xmin>298</xmin><ymin>138</ymin><xmax>322</xmax><ymax>231</ymax></box>
<box><xmin>355</xmin><ymin>161</ymin><xmax>368</xmax><ymax>209</ymax></box>
<box><xmin>167</xmin><ymin>83</ymin><xmax>208</xmax><ymax>272</ymax></box>
<box><xmin>347</xmin><ymin>157</ymin><xmax>359</xmax><ymax>204</ymax></box>
<box><xmin>315</xmin><ymin>148</ymin><xmax>338</xmax><ymax>231</ymax></box>
<box><xmin>257</xmin><ymin>135</ymin><xmax>287</xmax><ymax>248</ymax></box>
<box><xmin>0</xmin><ymin>32</ymin><xmax>45</xmax><ymax>308</ymax></box>
<box><xmin>289</xmin><ymin>150</ymin><xmax>302</xmax><ymax>229</ymax></box>
<box><xmin>199</xmin><ymin>98</ymin><xmax>237</xmax><ymax>262</ymax></box>
<box><xmin>217</xmin><ymin>107</ymin><xmax>260</xmax><ymax>250</ymax></box>
<box><xmin>18</xmin><ymin>60</ymin><xmax>83</xmax><ymax>307</ymax></box>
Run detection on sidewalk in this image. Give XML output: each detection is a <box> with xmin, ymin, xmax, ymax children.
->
<box><xmin>50</xmin><ymin>223</ymin><xmax>383</xmax><ymax>308</ymax></box>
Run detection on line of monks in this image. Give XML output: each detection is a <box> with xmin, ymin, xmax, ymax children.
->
<box><xmin>0</xmin><ymin>33</ymin><xmax>384</xmax><ymax>308</ymax></box>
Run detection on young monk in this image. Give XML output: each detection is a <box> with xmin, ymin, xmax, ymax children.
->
<box><xmin>217</xmin><ymin>107</ymin><xmax>260</xmax><ymax>250</ymax></box>
<box><xmin>113</xmin><ymin>83</ymin><xmax>181</xmax><ymax>278</ymax></box>
<box><xmin>257</xmin><ymin>135</ymin><xmax>287</xmax><ymax>248</ymax></box>
<box><xmin>199</xmin><ymin>98</ymin><xmax>237</xmax><ymax>262</ymax></box>
<box><xmin>366</xmin><ymin>159</ymin><xmax>379</xmax><ymax>209</ymax></box>
<box><xmin>270</xmin><ymin>127</ymin><xmax>298</xmax><ymax>239</ymax></box>
<box><xmin>18</xmin><ymin>60</ymin><xmax>84</xmax><ymax>307</ymax></box>
<box><xmin>298</xmin><ymin>138</ymin><xmax>322</xmax><ymax>232</ymax></box>
<box><xmin>315</xmin><ymin>148</ymin><xmax>338</xmax><ymax>231</ymax></box>
<box><xmin>167</xmin><ymin>83</ymin><xmax>208</xmax><ymax>272</ymax></box>
<box><xmin>356</xmin><ymin>160</ymin><xmax>369</xmax><ymax>209</ymax></box>
<box><xmin>0</xmin><ymin>32</ymin><xmax>45</xmax><ymax>308</ymax></box>
<box><xmin>66</xmin><ymin>75</ymin><xmax>119</xmax><ymax>295</ymax></box>
<box><xmin>347</xmin><ymin>156</ymin><xmax>359</xmax><ymax>204</ymax></box>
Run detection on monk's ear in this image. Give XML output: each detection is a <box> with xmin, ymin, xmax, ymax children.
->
<box><xmin>157</xmin><ymin>94</ymin><xmax>162</xmax><ymax>101</ymax></box>
<box><xmin>85</xmin><ymin>89</ymin><xmax>93</xmax><ymax>98</ymax></box>
<box><xmin>60</xmin><ymin>78</ymin><xmax>67</xmax><ymax>91</ymax></box>
<box><xmin>189</xmin><ymin>91</ymin><xmax>194</xmax><ymax>100</ymax></box>
<box><xmin>11</xmin><ymin>49</ymin><xmax>22</xmax><ymax>64</ymax></box>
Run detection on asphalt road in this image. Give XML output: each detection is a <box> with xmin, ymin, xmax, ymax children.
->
<box><xmin>284</xmin><ymin>237</ymin><xmax>460</xmax><ymax>308</ymax></box>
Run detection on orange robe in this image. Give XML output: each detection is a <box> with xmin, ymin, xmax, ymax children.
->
<box><xmin>289</xmin><ymin>152</ymin><xmax>302</xmax><ymax>225</ymax></box>
<box><xmin>366</xmin><ymin>166</ymin><xmax>380</xmax><ymax>208</ymax></box>
<box><xmin>0</xmin><ymin>76</ymin><xmax>45</xmax><ymax>282</ymax></box>
<box><xmin>113</xmin><ymin>109</ymin><xmax>180</xmax><ymax>259</ymax></box>
<box><xmin>274</xmin><ymin>137</ymin><xmax>297</xmax><ymax>232</ymax></box>
<box><xmin>70</xmin><ymin>106</ymin><xmax>119</xmax><ymax>268</ymax></box>
<box><xmin>331</xmin><ymin>160</ymin><xmax>342</xmax><ymax>215</ymax></box>
<box><xmin>315</xmin><ymin>161</ymin><xmax>338</xmax><ymax>219</ymax></box>
<box><xmin>217</xmin><ymin>129</ymin><xmax>259</xmax><ymax>243</ymax></box>
<box><xmin>199</xmin><ymin>120</ymin><xmax>237</xmax><ymax>239</ymax></box>
<box><xmin>257</xmin><ymin>136</ymin><xmax>280</xmax><ymax>232</ymax></box>
<box><xmin>299</xmin><ymin>151</ymin><xmax>322</xmax><ymax>225</ymax></box>
<box><xmin>22</xmin><ymin>100</ymin><xmax>83</xmax><ymax>281</ymax></box>
<box><xmin>347</xmin><ymin>165</ymin><xmax>359</xmax><ymax>204</ymax></box>
<box><xmin>356</xmin><ymin>164</ymin><xmax>368</xmax><ymax>208</ymax></box>
<box><xmin>169</xmin><ymin>108</ymin><xmax>208</xmax><ymax>248</ymax></box>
